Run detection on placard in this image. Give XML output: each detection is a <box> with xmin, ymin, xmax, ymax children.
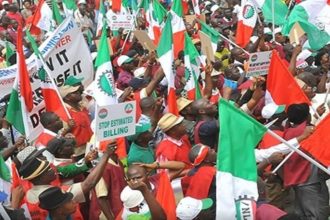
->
<box><xmin>199</xmin><ymin>31</ymin><xmax>215</xmax><ymax>63</ymax></box>
<box><xmin>95</xmin><ymin>101</ymin><xmax>136</xmax><ymax>141</ymax></box>
<box><xmin>133</xmin><ymin>30</ymin><xmax>157</xmax><ymax>51</ymax></box>
<box><xmin>246</xmin><ymin>51</ymin><xmax>272</xmax><ymax>77</ymax></box>
<box><xmin>108</xmin><ymin>14</ymin><xmax>135</xmax><ymax>31</ymax></box>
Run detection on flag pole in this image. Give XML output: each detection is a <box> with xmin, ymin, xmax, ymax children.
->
<box><xmin>218</xmin><ymin>32</ymin><xmax>250</xmax><ymax>55</ymax></box>
<box><xmin>285</xmin><ymin>0</ymin><xmax>294</xmax><ymax>20</ymax></box>
<box><xmin>266</xmin><ymin>128</ymin><xmax>330</xmax><ymax>175</ymax></box>
<box><xmin>271</xmin><ymin>148</ymin><xmax>296</xmax><ymax>174</ymax></box>
<box><xmin>324</xmin><ymin>87</ymin><xmax>330</xmax><ymax>104</ymax></box>
<box><xmin>272</xmin><ymin>0</ymin><xmax>275</xmax><ymax>41</ymax></box>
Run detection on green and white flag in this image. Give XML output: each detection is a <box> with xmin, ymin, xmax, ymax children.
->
<box><xmin>62</xmin><ymin>0</ymin><xmax>77</xmax><ymax>17</ymax></box>
<box><xmin>52</xmin><ymin>0</ymin><xmax>63</xmax><ymax>25</ymax></box>
<box><xmin>199</xmin><ymin>20</ymin><xmax>220</xmax><ymax>53</ymax></box>
<box><xmin>157</xmin><ymin>13</ymin><xmax>178</xmax><ymax>115</ymax></box>
<box><xmin>217</xmin><ymin>99</ymin><xmax>267</xmax><ymax>219</ymax></box>
<box><xmin>255</xmin><ymin>0</ymin><xmax>288</xmax><ymax>25</ymax></box>
<box><xmin>184</xmin><ymin>33</ymin><xmax>201</xmax><ymax>100</ymax></box>
<box><xmin>94</xmin><ymin>25</ymin><xmax>117</xmax><ymax>106</ymax></box>
<box><xmin>282</xmin><ymin>0</ymin><xmax>330</xmax><ymax>50</ymax></box>
<box><xmin>5</xmin><ymin>41</ymin><xmax>14</xmax><ymax>67</ymax></box>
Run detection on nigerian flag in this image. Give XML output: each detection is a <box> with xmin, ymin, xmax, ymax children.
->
<box><xmin>94</xmin><ymin>25</ymin><xmax>117</xmax><ymax>106</ymax></box>
<box><xmin>282</xmin><ymin>0</ymin><xmax>330</xmax><ymax>50</ymax></box>
<box><xmin>216</xmin><ymin>99</ymin><xmax>267</xmax><ymax>219</ymax></box>
<box><xmin>184</xmin><ymin>33</ymin><xmax>201</xmax><ymax>101</ymax></box>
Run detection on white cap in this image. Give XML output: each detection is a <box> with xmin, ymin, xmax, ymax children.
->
<box><xmin>133</xmin><ymin>67</ymin><xmax>146</xmax><ymax>78</ymax></box>
<box><xmin>274</xmin><ymin>27</ymin><xmax>282</xmax><ymax>35</ymax></box>
<box><xmin>2</xmin><ymin>1</ymin><xmax>9</xmax><ymax>6</ymax></box>
<box><xmin>117</xmin><ymin>55</ymin><xmax>133</xmax><ymax>67</ymax></box>
<box><xmin>120</xmin><ymin>186</ymin><xmax>144</xmax><ymax>208</ymax></box>
<box><xmin>201</xmin><ymin>69</ymin><xmax>221</xmax><ymax>80</ymax></box>
<box><xmin>176</xmin><ymin>197</ymin><xmax>213</xmax><ymax>220</ymax></box>
<box><xmin>262</xmin><ymin>103</ymin><xmax>286</xmax><ymax>119</ymax></box>
<box><xmin>77</xmin><ymin>0</ymin><xmax>86</xmax><ymax>5</ymax></box>
<box><xmin>17</xmin><ymin>146</ymin><xmax>37</xmax><ymax>164</ymax></box>
<box><xmin>264</xmin><ymin>27</ymin><xmax>272</xmax><ymax>35</ymax></box>
<box><xmin>203</xmin><ymin>1</ymin><xmax>212</xmax><ymax>7</ymax></box>
<box><xmin>210</xmin><ymin>5</ymin><xmax>219</xmax><ymax>14</ymax></box>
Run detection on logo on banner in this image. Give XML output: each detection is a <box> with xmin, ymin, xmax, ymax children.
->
<box><xmin>98</xmin><ymin>108</ymin><xmax>108</xmax><ymax>119</ymax></box>
<box><xmin>125</xmin><ymin>103</ymin><xmax>134</xmax><ymax>114</ymax></box>
<box><xmin>251</xmin><ymin>54</ymin><xmax>258</xmax><ymax>62</ymax></box>
<box><xmin>242</xmin><ymin>4</ymin><xmax>255</xmax><ymax>19</ymax></box>
<box><xmin>97</xmin><ymin>70</ymin><xmax>116</xmax><ymax>98</ymax></box>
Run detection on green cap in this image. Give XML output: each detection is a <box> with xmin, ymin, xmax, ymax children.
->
<box><xmin>64</xmin><ymin>76</ymin><xmax>84</xmax><ymax>86</ymax></box>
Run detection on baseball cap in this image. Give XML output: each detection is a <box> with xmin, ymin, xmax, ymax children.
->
<box><xmin>176</xmin><ymin>197</ymin><xmax>213</xmax><ymax>220</ymax></box>
<box><xmin>117</xmin><ymin>55</ymin><xmax>133</xmax><ymax>67</ymax></box>
<box><xmin>262</xmin><ymin>103</ymin><xmax>286</xmax><ymax>119</ymax></box>
<box><xmin>63</xmin><ymin>76</ymin><xmax>84</xmax><ymax>86</ymax></box>
<box><xmin>59</xmin><ymin>85</ymin><xmax>80</xmax><ymax>98</ymax></box>
<box><xmin>77</xmin><ymin>0</ymin><xmax>86</xmax><ymax>5</ymax></box>
<box><xmin>2</xmin><ymin>1</ymin><xmax>9</xmax><ymax>6</ymax></box>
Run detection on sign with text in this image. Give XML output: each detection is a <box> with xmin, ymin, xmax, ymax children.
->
<box><xmin>247</xmin><ymin>51</ymin><xmax>272</xmax><ymax>77</ymax></box>
<box><xmin>1</xmin><ymin>18</ymin><xmax>93</xmax><ymax>140</ymax></box>
<box><xmin>108</xmin><ymin>14</ymin><xmax>135</xmax><ymax>31</ymax></box>
<box><xmin>95</xmin><ymin>101</ymin><xmax>136</xmax><ymax>141</ymax></box>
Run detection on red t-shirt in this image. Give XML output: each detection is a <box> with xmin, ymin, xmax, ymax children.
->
<box><xmin>67</xmin><ymin>107</ymin><xmax>93</xmax><ymax>147</ymax></box>
<box><xmin>156</xmin><ymin>135</ymin><xmax>192</xmax><ymax>167</ymax></box>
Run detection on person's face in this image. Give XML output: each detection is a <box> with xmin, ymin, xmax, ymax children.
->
<box><xmin>23</xmin><ymin>1</ymin><xmax>31</xmax><ymax>9</ymax></box>
<box><xmin>302</xmin><ymin>84</ymin><xmax>316</xmax><ymax>100</ymax></box>
<box><xmin>205</xmin><ymin>147</ymin><xmax>216</xmax><ymax>163</ymax></box>
<box><xmin>127</xmin><ymin>167</ymin><xmax>148</xmax><ymax>185</ymax></box>
<box><xmin>200</xmin><ymin>98</ymin><xmax>217</xmax><ymax>115</ymax></box>
<box><xmin>321</xmin><ymin>53</ymin><xmax>330</xmax><ymax>68</ymax></box>
<box><xmin>40</xmin><ymin>166</ymin><xmax>57</xmax><ymax>183</ymax></box>
<box><xmin>67</xmin><ymin>90</ymin><xmax>83</xmax><ymax>102</ymax></box>
<box><xmin>3</xmin><ymin>4</ymin><xmax>9</xmax><ymax>10</ymax></box>
<box><xmin>49</xmin><ymin>114</ymin><xmax>63</xmax><ymax>131</ymax></box>
<box><xmin>78</xmin><ymin>3</ymin><xmax>87</xmax><ymax>14</ymax></box>
<box><xmin>234</xmin><ymin>49</ymin><xmax>248</xmax><ymax>62</ymax></box>
<box><xmin>11</xmin><ymin>20</ymin><xmax>18</xmax><ymax>30</ymax></box>
<box><xmin>275</xmin><ymin>33</ymin><xmax>285</xmax><ymax>44</ymax></box>
<box><xmin>169</xmin><ymin>122</ymin><xmax>187</xmax><ymax>137</ymax></box>
<box><xmin>195</xmin><ymin>42</ymin><xmax>201</xmax><ymax>52</ymax></box>
<box><xmin>59</xmin><ymin>144</ymin><xmax>74</xmax><ymax>158</ymax></box>
<box><xmin>59</xmin><ymin>200</ymin><xmax>76</xmax><ymax>216</ymax></box>
<box><xmin>136</xmin><ymin>131</ymin><xmax>153</xmax><ymax>145</ymax></box>
<box><xmin>217</xmin><ymin>42</ymin><xmax>225</xmax><ymax>52</ymax></box>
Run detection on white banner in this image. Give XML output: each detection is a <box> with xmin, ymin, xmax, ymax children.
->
<box><xmin>2</xmin><ymin>18</ymin><xmax>94</xmax><ymax>140</ymax></box>
<box><xmin>108</xmin><ymin>13</ymin><xmax>135</xmax><ymax>31</ymax></box>
<box><xmin>95</xmin><ymin>101</ymin><xmax>136</xmax><ymax>141</ymax></box>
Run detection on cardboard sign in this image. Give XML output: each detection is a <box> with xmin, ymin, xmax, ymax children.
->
<box><xmin>185</xmin><ymin>15</ymin><xmax>196</xmax><ymax>25</ymax></box>
<box><xmin>108</xmin><ymin>13</ymin><xmax>135</xmax><ymax>31</ymax></box>
<box><xmin>95</xmin><ymin>101</ymin><xmax>136</xmax><ymax>141</ymax></box>
<box><xmin>246</xmin><ymin>51</ymin><xmax>272</xmax><ymax>77</ymax></box>
<box><xmin>199</xmin><ymin>31</ymin><xmax>215</xmax><ymax>62</ymax></box>
<box><xmin>133</xmin><ymin>30</ymin><xmax>157</xmax><ymax>51</ymax></box>
<box><xmin>289</xmin><ymin>22</ymin><xmax>305</xmax><ymax>45</ymax></box>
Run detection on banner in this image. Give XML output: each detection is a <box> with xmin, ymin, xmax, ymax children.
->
<box><xmin>95</xmin><ymin>101</ymin><xmax>136</xmax><ymax>141</ymax></box>
<box><xmin>0</xmin><ymin>18</ymin><xmax>93</xmax><ymax>96</ymax></box>
<box><xmin>2</xmin><ymin>18</ymin><xmax>94</xmax><ymax>140</ymax></box>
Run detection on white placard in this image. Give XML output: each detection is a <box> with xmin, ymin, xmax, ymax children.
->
<box><xmin>95</xmin><ymin>101</ymin><xmax>136</xmax><ymax>141</ymax></box>
<box><xmin>247</xmin><ymin>51</ymin><xmax>272</xmax><ymax>77</ymax></box>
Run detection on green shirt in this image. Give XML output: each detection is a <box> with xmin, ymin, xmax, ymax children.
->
<box><xmin>128</xmin><ymin>142</ymin><xmax>155</xmax><ymax>166</ymax></box>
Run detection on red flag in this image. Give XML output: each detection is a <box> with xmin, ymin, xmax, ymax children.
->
<box><xmin>266</xmin><ymin>51</ymin><xmax>311</xmax><ymax>106</ymax></box>
<box><xmin>301</xmin><ymin>113</ymin><xmax>330</xmax><ymax>166</ymax></box>
<box><xmin>112</xmin><ymin>0</ymin><xmax>121</xmax><ymax>12</ymax></box>
<box><xmin>156</xmin><ymin>172</ymin><xmax>177</xmax><ymax>220</ymax></box>
<box><xmin>17</xmin><ymin>26</ymin><xmax>33</xmax><ymax>112</ymax></box>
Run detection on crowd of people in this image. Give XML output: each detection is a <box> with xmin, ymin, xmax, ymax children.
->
<box><xmin>0</xmin><ymin>0</ymin><xmax>330</xmax><ymax>219</ymax></box>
